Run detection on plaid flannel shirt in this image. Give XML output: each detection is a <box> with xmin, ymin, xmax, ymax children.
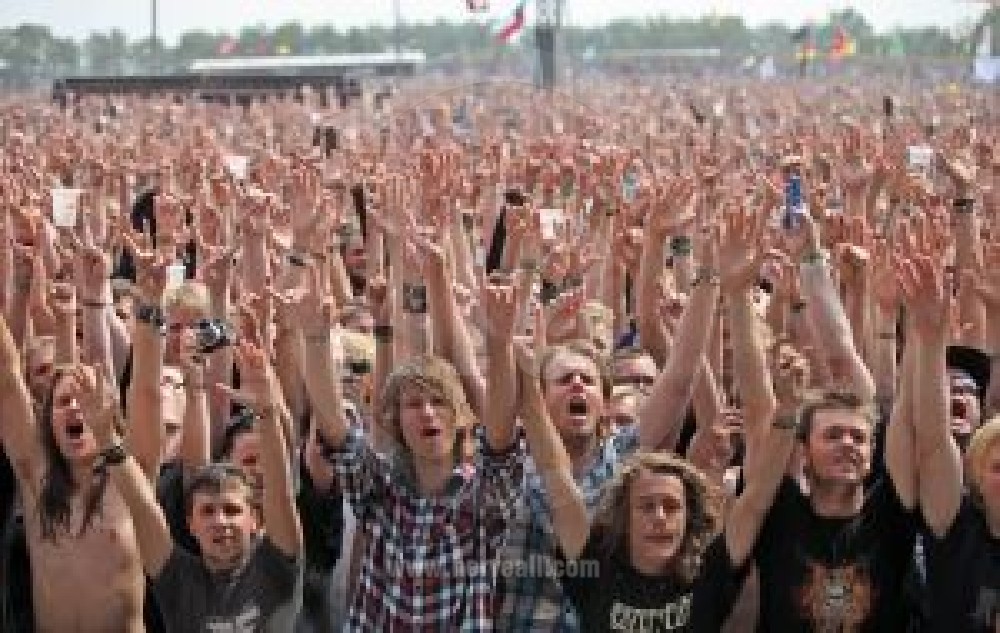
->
<box><xmin>496</xmin><ymin>424</ymin><xmax>639</xmax><ymax>631</ymax></box>
<box><xmin>328</xmin><ymin>425</ymin><xmax>524</xmax><ymax>632</ymax></box>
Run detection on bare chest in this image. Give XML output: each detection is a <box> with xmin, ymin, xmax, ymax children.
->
<box><xmin>26</xmin><ymin>485</ymin><xmax>145</xmax><ymax>632</ymax></box>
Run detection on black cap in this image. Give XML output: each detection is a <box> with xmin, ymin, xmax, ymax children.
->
<box><xmin>946</xmin><ymin>345</ymin><xmax>993</xmax><ymax>397</ymax></box>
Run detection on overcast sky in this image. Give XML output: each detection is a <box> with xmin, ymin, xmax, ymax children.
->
<box><xmin>0</xmin><ymin>0</ymin><xmax>987</xmax><ymax>44</ymax></box>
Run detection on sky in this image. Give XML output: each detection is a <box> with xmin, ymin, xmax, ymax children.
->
<box><xmin>0</xmin><ymin>0</ymin><xmax>989</xmax><ymax>44</ymax></box>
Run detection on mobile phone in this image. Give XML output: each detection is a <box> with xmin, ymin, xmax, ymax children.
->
<box><xmin>906</xmin><ymin>145</ymin><xmax>934</xmax><ymax>178</ymax></box>
<box><xmin>783</xmin><ymin>173</ymin><xmax>805</xmax><ymax>231</ymax></box>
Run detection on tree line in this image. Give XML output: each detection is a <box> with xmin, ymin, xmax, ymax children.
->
<box><xmin>0</xmin><ymin>7</ymin><xmax>996</xmax><ymax>82</ymax></box>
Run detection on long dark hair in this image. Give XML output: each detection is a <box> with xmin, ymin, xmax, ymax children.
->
<box><xmin>37</xmin><ymin>370</ymin><xmax>109</xmax><ymax>540</ymax></box>
<box><xmin>591</xmin><ymin>452</ymin><xmax>723</xmax><ymax>584</ymax></box>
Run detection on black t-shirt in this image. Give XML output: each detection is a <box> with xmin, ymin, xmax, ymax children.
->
<box><xmin>923</xmin><ymin>496</ymin><xmax>1000</xmax><ymax>632</ymax></box>
<box><xmin>151</xmin><ymin>537</ymin><xmax>302</xmax><ymax>632</ymax></box>
<box><xmin>694</xmin><ymin>476</ymin><xmax>918</xmax><ymax>632</ymax></box>
<box><xmin>562</xmin><ymin>534</ymin><xmax>694</xmax><ymax>632</ymax></box>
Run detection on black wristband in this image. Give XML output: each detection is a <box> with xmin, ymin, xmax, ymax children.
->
<box><xmin>953</xmin><ymin>197</ymin><xmax>975</xmax><ymax>214</ymax></box>
<box><xmin>373</xmin><ymin>324</ymin><xmax>393</xmax><ymax>341</ymax></box>
<box><xmin>135</xmin><ymin>304</ymin><xmax>165</xmax><ymax>329</ymax></box>
<box><xmin>93</xmin><ymin>443</ymin><xmax>128</xmax><ymax>474</ymax></box>
<box><xmin>670</xmin><ymin>235</ymin><xmax>693</xmax><ymax>257</ymax></box>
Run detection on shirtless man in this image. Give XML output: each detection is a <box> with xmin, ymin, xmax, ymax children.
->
<box><xmin>0</xmin><ymin>234</ymin><xmax>170</xmax><ymax>632</ymax></box>
<box><xmin>0</xmin><ymin>315</ymin><xmax>145</xmax><ymax>632</ymax></box>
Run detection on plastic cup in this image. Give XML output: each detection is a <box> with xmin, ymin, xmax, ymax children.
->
<box><xmin>51</xmin><ymin>188</ymin><xmax>82</xmax><ymax>228</ymax></box>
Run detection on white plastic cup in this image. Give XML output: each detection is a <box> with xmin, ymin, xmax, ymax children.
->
<box><xmin>539</xmin><ymin>208</ymin><xmax>564</xmax><ymax>241</ymax></box>
<box><xmin>224</xmin><ymin>155</ymin><xmax>248</xmax><ymax>180</ymax></box>
<box><xmin>166</xmin><ymin>263</ymin><xmax>187</xmax><ymax>291</ymax></box>
<box><xmin>51</xmin><ymin>188</ymin><xmax>82</xmax><ymax>228</ymax></box>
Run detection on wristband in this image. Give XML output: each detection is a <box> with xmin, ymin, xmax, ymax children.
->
<box><xmin>801</xmin><ymin>250</ymin><xmax>826</xmax><ymax>266</ymax></box>
<box><xmin>953</xmin><ymin>197</ymin><xmax>975</xmax><ymax>214</ymax></box>
<box><xmin>92</xmin><ymin>442</ymin><xmax>128</xmax><ymax>474</ymax></box>
<box><xmin>790</xmin><ymin>301</ymin><xmax>808</xmax><ymax>314</ymax></box>
<box><xmin>877</xmin><ymin>332</ymin><xmax>896</xmax><ymax>340</ymax></box>
<box><xmin>670</xmin><ymin>235</ymin><xmax>693</xmax><ymax>257</ymax></box>
<box><xmin>135</xmin><ymin>304</ymin><xmax>165</xmax><ymax>329</ymax></box>
<box><xmin>773</xmin><ymin>412</ymin><xmax>801</xmax><ymax>431</ymax></box>
<box><xmin>82</xmin><ymin>300</ymin><xmax>111</xmax><ymax>309</ymax></box>
<box><xmin>288</xmin><ymin>253</ymin><xmax>309</xmax><ymax>267</ymax></box>
<box><xmin>373</xmin><ymin>324</ymin><xmax>394</xmax><ymax>341</ymax></box>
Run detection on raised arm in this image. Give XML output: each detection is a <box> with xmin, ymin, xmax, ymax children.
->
<box><xmin>78</xmin><ymin>364</ymin><xmax>173</xmax><ymax>578</ymax></box>
<box><xmin>122</xmin><ymin>231</ymin><xmax>168</xmax><ymax>481</ymax></box>
<box><xmin>717</xmin><ymin>207</ymin><xmax>775</xmax><ymax>450</ymax></box>
<box><xmin>638</xmin><ymin>226</ymin><xmax>720</xmax><ymax>451</ymax></box>
<box><xmin>899</xmin><ymin>253</ymin><xmax>962</xmax><ymax>536</ymax></box>
<box><xmin>481</xmin><ymin>272</ymin><xmax>523</xmax><ymax>452</ymax></box>
<box><xmin>293</xmin><ymin>265</ymin><xmax>349</xmax><ymax>449</ymax></box>
<box><xmin>0</xmin><ymin>310</ymin><xmax>43</xmax><ymax>487</ymax></box>
<box><xmin>420</xmin><ymin>223</ymin><xmax>486</xmax><ymax>418</ymax></box>
<box><xmin>723</xmin><ymin>346</ymin><xmax>802</xmax><ymax>567</ymax></box>
<box><xmin>797</xmin><ymin>213</ymin><xmax>876</xmax><ymax>401</ymax></box>
<box><xmin>514</xmin><ymin>342</ymin><xmax>589</xmax><ymax>559</ymax></box>
<box><xmin>224</xmin><ymin>337</ymin><xmax>303</xmax><ymax>559</ymax></box>
<box><xmin>177</xmin><ymin>356</ymin><xmax>211</xmax><ymax>474</ymax></box>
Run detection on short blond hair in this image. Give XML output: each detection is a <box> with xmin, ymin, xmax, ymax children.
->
<box><xmin>377</xmin><ymin>355</ymin><xmax>474</xmax><ymax>462</ymax></box>
<box><xmin>165</xmin><ymin>280</ymin><xmax>210</xmax><ymax>315</ymax></box>
<box><xmin>968</xmin><ymin>416</ymin><xmax>1000</xmax><ymax>496</ymax></box>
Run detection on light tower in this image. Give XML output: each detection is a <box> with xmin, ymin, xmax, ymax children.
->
<box><xmin>535</xmin><ymin>0</ymin><xmax>562</xmax><ymax>90</ymax></box>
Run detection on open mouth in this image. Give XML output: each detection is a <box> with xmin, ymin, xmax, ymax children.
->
<box><xmin>834</xmin><ymin>454</ymin><xmax>861</xmax><ymax>471</ymax></box>
<box><xmin>568</xmin><ymin>397</ymin><xmax>588</xmax><ymax>417</ymax></box>
<box><xmin>66</xmin><ymin>422</ymin><xmax>85</xmax><ymax>440</ymax></box>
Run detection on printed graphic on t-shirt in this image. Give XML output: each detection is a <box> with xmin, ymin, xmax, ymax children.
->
<box><xmin>796</xmin><ymin>560</ymin><xmax>874</xmax><ymax>632</ymax></box>
<box><xmin>205</xmin><ymin>605</ymin><xmax>260</xmax><ymax>633</ymax></box>
<box><xmin>609</xmin><ymin>593</ymin><xmax>691</xmax><ymax>631</ymax></box>
<box><xmin>970</xmin><ymin>587</ymin><xmax>999</xmax><ymax>631</ymax></box>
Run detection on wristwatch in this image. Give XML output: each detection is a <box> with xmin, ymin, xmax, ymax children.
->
<box><xmin>135</xmin><ymin>304</ymin><xmax>165</xmax><ymax>329</ymax></box>
<box><xmin>773</xmin><ymin>411</ymin><xmax>801</xmax><ymax>432</ymax></box>
<box><xmin>93</xmin><ymin>442</ymin><xmax>128</xmax><ymax>474</ymax></box>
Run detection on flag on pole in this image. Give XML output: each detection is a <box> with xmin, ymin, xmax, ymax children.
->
<box><xmin>492</xmin><ymin>0</ymin><xmax>527</xmax><ymax>43</ymax></box>
<box><xmin>829</xmin><ymin>26</ymin><xmax>856</xmax><ymax>59</ymax></box>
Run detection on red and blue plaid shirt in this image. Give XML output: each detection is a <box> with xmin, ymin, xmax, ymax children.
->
<box><xmin>328</xmin><ymin>426</ymin><xmax>524</xmax><ymax>631</ymax></box>
<box><xmin>495</xmin><ymin>424</ymin><xmax>639</xmax><ymax>631</ymax></box>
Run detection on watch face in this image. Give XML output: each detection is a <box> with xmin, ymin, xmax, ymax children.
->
<box><xmin>402</xmin><ymin>284</ymin><xmax>428</xmax><ymax>314</ymax></box>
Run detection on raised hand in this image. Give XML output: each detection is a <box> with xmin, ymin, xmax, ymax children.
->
<box><xmin>288</xmin><ymin>263</ymin><xmax>337</xmax><ymax>336</ymax></box>
<box><xmin>717</xmin><ymin>203</ymin><xmax>765</xmax><ymax>293</ymax></box>
<box><xmin>74</xmin><ymin>242</ymin><xmax>112</xmax><ymax>303</ymax></box>
<box><xmin>895</xmin><ymin>251</ymin><xmax>950</xmax><ymax>343</ymax></box>
<box><xmin>770</xmin><ymin>343</ymin><xmax>810</xmax><ymax>416</ymax></box>
<box><xmin>122</xmin><ymin>226</ymin><xmax>170</xmax><ymax>307</ymax></box>
<box><xmin>71</xmin><ymin>363</ymin><xmax>119</xmax><ymax>444</ymax></box>
<box><xmin>482</xmin><ymin>271</ymin><xmax>522</xmax><ymax>342</ymax></box>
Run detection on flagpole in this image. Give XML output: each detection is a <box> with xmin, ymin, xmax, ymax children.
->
<box><xmin>150</xmin><ymin>0</ymin><xmax>158</xmax><ymax>73</ymax></box>
<box><xmin>393</xmin><ymin>0</ymin><xmax>402</xmax><ymax>64</ymax></box>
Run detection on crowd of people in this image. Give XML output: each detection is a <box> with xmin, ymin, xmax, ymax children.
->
<box><xmin>0</xmin><ymin>74</ymin><xmax>997</xmax><ymax>632</ymax></box>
